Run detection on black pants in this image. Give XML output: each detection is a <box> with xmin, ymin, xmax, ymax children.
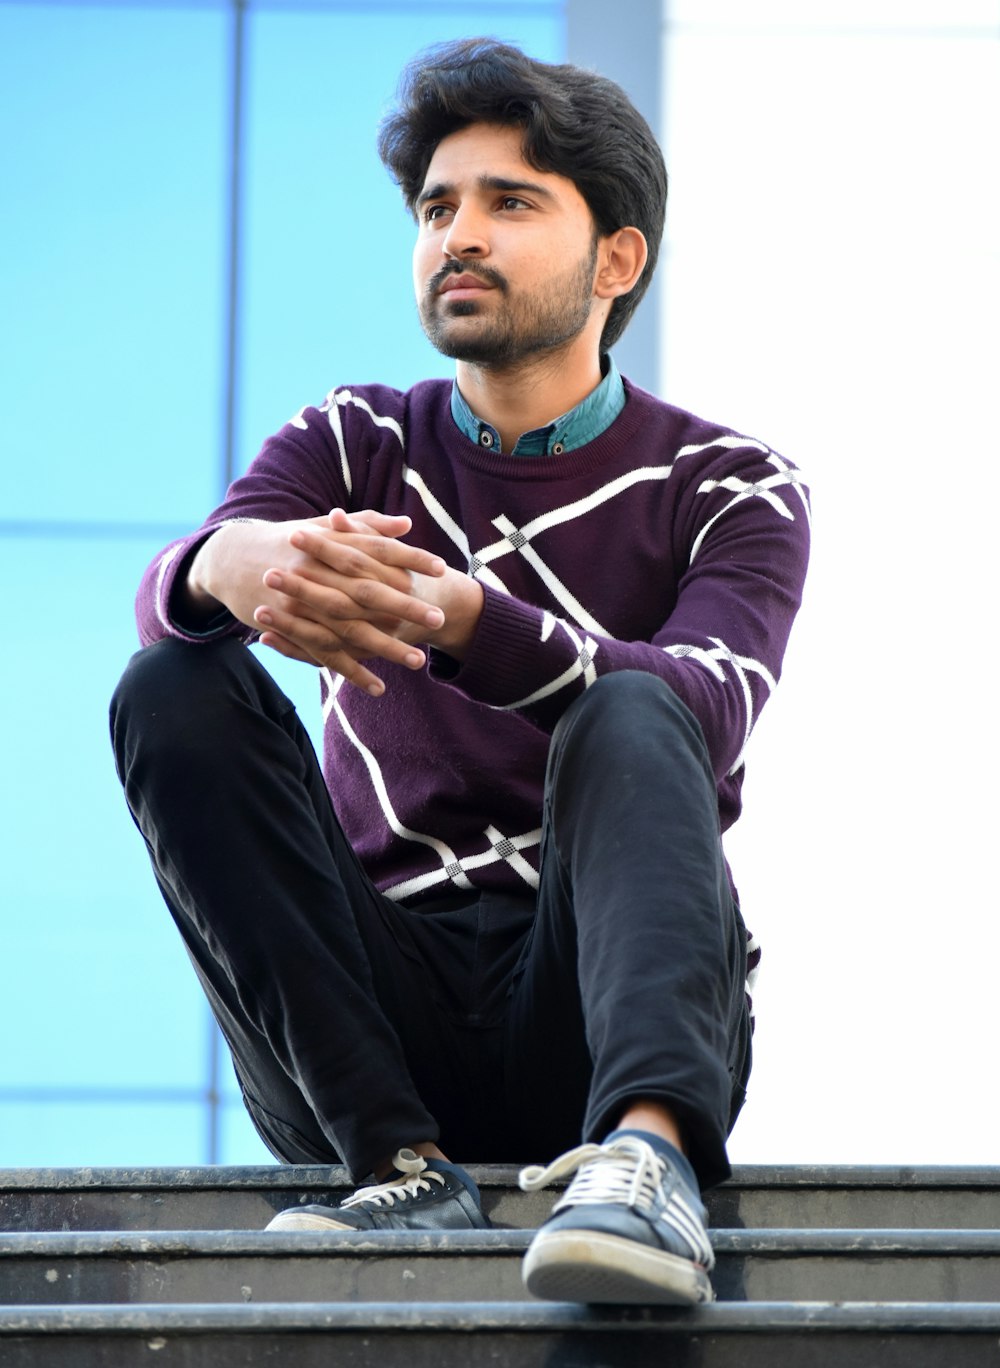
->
<box><xmin>111</xmin><ymin>639</ymin><xmax>751</xmax><ymax>1189</ymax></box>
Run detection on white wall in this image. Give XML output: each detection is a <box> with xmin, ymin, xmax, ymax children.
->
<box><xmin>660</xmin><ymin>0</ymin><xmax>1000</xmax><ymax>1164</ymax></box>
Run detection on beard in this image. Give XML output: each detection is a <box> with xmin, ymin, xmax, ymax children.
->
<box><xmin>418</xmin><ymin>239</ymin><xmax>598</xmax><ymax>367</ymax></box>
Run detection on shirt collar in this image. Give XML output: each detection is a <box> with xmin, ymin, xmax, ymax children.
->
<box><xmin>450</xmin><ymin>355</ymin><xmax>625</xmax><ymax>457</ymax></box>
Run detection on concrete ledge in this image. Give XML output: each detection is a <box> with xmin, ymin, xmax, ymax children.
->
<box><xmin>4</xmin><ymin>1301</ymin><xmax>1000</xmax><ymax>1366</ymax></box>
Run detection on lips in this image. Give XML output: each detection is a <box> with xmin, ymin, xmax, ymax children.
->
<box><xmin>438</xmin><ymin>273</ymin><xmax>493</xmax><ymax>296</ymax></box>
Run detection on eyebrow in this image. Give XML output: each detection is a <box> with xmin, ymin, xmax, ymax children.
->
<box><xmin>416</xmin><ymin>174</ymin><xmax>556</xmax><ymax>209</ymax></box>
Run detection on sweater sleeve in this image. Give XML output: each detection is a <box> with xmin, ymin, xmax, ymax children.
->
<box><xmin>429</xmin><ymin>445</ymin><xmax>811</xmax><ymax>783</ymax></box>
<box><xmin>134</xmin><ymin>399</ymin><xmax>354</xmax><ymax>647</ymax></box>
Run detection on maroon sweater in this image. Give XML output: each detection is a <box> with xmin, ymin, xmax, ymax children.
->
<box><xmin>137</xmin><ymin>377</ymin><xmax>810</xmax><ymax>910</ymax></box>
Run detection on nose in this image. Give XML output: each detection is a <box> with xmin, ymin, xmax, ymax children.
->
<box><xmin>441</xmin><ymin>202</ymin><xmax>489</xmax><ymax>259</ymax></box>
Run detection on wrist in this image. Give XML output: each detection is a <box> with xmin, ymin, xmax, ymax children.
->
<box><xmin>186</xmin><ymin>535</ymin><xmax>222</xmax><ymax>603</ymax></box>
<box><xmin>422</xmin><ymin>569</ymin><xmax>484</xmax><ymax>660</ymax></box>
<box><xmin>179</xmin><ymin>527</ymin><xmax>234</xmax><ymax>624</ymax></box>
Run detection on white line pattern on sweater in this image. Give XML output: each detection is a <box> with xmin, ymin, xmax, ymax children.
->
<box><xmin>322</xmin><ymin>391</ymin><xmax>352</xmax><ymax>497</ymax></box>
<box><xmin>309</xmin><ymin>396</ymin><xmax>804</xmax><ymax>899</ymax></box>
<box><xmin>690</xmin><ymin>464</ymin><xmax>805</xmax><ymax>561</ymax></box>
<box><xmin>154</xmin><ymin>544</ymin><xmax>182</xmax><ymax>632</ymax></box>
<box><xmin>320</xmin><ymin>666</ymin><xmax>346</xmax><ymax>722</ymax></box>
<box><xmin>323</xmin><ymin>668</ymin><xmax>543</xmax><ymax>899</ymax></box>
<box><xmin>384</xmin><ymin>825</ymin><xmax>542</xmax><ymax>900</ymax></box>
<box><xmin>766</xmin><ymin>453</ymin><xmax>811</xmax><ymax>524</ymax></box>
<box><xmin>331</xmin><ymin>694</ymin><xmax>475</xmax><ymax>891</ymax></box>
<box><xmin>335</xmin><ymin>389</ymin><xmax>405</xmax><ymax>447</ymax></box>
<box><xmin>402</xmin><ymin>465</ymin><xmax>511</xmax><ymax>594</ymax></box>
<box><xmin>481</xmin><ymin>824</ymin><xmax>541</xmax><ymax>887</ymax></box>
<box><xmin>491</xmin><ymin>514</ymin><xmax>608</xmax><ymax>636</ymax></box>
<box><xmin>501</xmin><ymin>621</ymin><xmax>600</xmax><ymax>711</ymax></box>
<box><xmin>483</xmin><ymin>464</ymin><xmax>679</xmax><ymax>549</ymax></box>
<box><xmin>663</xmin><ymin>639</ymin><xmax>777</xmax><ymax>774</ymax></box>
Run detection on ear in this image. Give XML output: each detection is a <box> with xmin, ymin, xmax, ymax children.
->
<box><xmin>594</xmin><ymin>226</ymin><xmax>648</xmax><ymax>300</ymax></box>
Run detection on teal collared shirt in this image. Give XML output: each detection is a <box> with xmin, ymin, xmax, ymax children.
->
<box><xmin>450</xmin><ymin>356</ymin><xmax>625</xmax><ymax>456</ymax></box>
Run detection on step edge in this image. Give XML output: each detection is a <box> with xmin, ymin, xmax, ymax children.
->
<box><xmin>3</xmin><ymin>1165</ymin><xmax>1000</xmax><ymax>1193</ymax></box>
<box><xmin>3</xmin><ymin>1299</ymin><xmax>1000</xmax><ymax>1335</ymax></box>
<box><xmin>3</xmin><ymin>1228</ymin><xmax>1000</xmax><ymax>1258</ymax></box>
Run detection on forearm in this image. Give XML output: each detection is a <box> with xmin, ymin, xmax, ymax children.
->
<box><xmin>427</xmin><ymin>549</ymin><xmax>805</xmax><ymax>779</ymax></box>
<box><xmin>140</xmin><ymin>512</ymin><xmax>453</xmax><ymax>697</ymax></box>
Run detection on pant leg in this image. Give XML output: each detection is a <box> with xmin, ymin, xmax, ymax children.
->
<box><xmin>503</xmin><ymin>671</ymin><xmax>751</xmax><ymax>1190</ymax></box>
<box><xmin>110</xmin><ymin>637</ymin><xmax>440</xmax><ymax>1180</ymax></box>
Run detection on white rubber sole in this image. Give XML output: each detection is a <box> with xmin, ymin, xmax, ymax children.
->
<box><xmin>264</xmin><ymin>1209</ymin><xmax>354</xmax><ymax>1232</ymax></box>
<box><xmin>523</xmin><ymin>1228</ymin><xmax>714</xmax><ymax>1305</ymax></box>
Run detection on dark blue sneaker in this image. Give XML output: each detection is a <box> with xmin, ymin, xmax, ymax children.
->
<box><xmin>519</xmin><ymin>1130</ymin><xmax>714</xmax><ymax>1304</ymax></box>
<box><xmin>265</xmin><ymin>1149</ymin><xmax>490</xmax><ymax>1232</ymax></box>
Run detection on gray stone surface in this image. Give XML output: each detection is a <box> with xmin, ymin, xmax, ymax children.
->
<box><xmin>3</xmin><ymin>1164</ymin><xmax>1000</xmax><ymax>1232</ymax></box>
<box><xmin>2</xmin><ymin>1165</ymin><xmax>999</xmax><ymax>1364</ymax></box>
<box><xmin>4</xmin><ymin>1302</ymin><xmax>1000</xmax><ymax>1368</ymax></box>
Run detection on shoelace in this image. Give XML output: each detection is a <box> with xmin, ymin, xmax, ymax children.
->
<box><xmin>340</xmin><ymin>1148</ymin><xmax>446</xmax><ymax>1211</ymax></box>
<box><xmin>519</xmin><ymin>1135</ymin><xmax>714</xmax><ymax>1267</ymax></box>
<box><xmin>519</xmin><ymin>1136</ymin><xmax>666</xmax><ymax>1211</ymax></box>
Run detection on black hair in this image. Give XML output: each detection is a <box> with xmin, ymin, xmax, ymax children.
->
<box><xmin>377</xmin><ymin>37</ymin><xmax>667</xmax><ymax>351</ymax></box>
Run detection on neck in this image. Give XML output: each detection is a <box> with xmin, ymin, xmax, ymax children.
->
<box><xmin>455</xmin><ymin>336</ymin><xmax>604</xmax><ymax>454</ymax></box>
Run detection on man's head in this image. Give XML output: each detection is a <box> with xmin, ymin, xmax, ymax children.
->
<box><xmin>378</xmin><ymin>37</ymin><xmax>667</xmax><ymax>354</ymax></box>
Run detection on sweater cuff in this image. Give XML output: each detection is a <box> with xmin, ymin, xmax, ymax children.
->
<box><xmin>154</xmin><ymin>533</ymin><xmax>255</xmax><ymax>645</ymax></box>
<box><xmin>427</xmin><ymin>583</ymin><xmax>549</xmax><ymax>708</ymax></box>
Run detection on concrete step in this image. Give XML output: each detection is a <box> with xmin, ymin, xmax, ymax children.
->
<box><xmin>2</xmin><ymin>1228</ymin><xmax>1000</xmax><ymax>1305</ymax></box>
<box><xmin>3</xmin><ymin>1164</ymin><xmax>999</xmax><ymax>1232</ymax></box>
<box><xmin>3</xmin><ymin>1300</ymin><xmax>1000</xmax><ymax>1367</ymax></box>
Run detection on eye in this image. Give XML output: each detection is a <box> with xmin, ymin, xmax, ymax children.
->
<box><xmin>422</xmin><ymin>203</ymin><xmax>452</xmax><ymax>223</ymax></box>
<box><xmin>500</xmin><ymin>195</ymin><xmax>529</xmax><ymax>211</ymax></box>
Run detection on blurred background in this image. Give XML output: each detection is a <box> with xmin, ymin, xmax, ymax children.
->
<box><xmin>1</xmin><ymin>0</ymin><xmax>997</xmax><ymax>1171</ymax></box>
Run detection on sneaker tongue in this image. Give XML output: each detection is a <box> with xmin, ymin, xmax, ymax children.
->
<box><xmin>603</xmin><ymin>1128</ymin><xmax>701</xmax><ymax>1196</ymax></box>
<box><xmin>421</xmin><ymin>1156</ymin><xmax>482</xmax><ymax>1204</ymax></box>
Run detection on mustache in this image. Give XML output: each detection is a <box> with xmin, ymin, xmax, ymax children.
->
<box><xmin>427</xmin><ymin>261</ymin><xmax>508</xmax><ymax>296</ymax></box>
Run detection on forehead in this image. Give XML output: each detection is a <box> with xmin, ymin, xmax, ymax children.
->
<box><xmin>420</xmin><ymin>122</ymin><xmax>582</xmax><ymax>204</ymax></box>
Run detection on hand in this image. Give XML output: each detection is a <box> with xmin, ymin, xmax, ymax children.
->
<box><xmin>321</xmin><ymin>510</ymin><xmax>486</xmax><ymax>666</ymax></box>
<box><xmin>185</xmin><ymin>512</ymin><xmax>448</xmax><ymax>695</ymax></box>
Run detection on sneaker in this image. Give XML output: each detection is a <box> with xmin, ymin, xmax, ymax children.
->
<box><xmin>519</xmin><ymin>1129</ymin><xmax>715</xmax><ymax>1304</ymax></box>
<box><xmin>264</xmin><ymin>1148</ymin><xmax>490</xmax><ymax>1232</ymax></box>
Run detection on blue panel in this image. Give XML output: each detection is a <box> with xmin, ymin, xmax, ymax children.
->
<box><xmin>0</xmin><ymin>1101</ymin><xmax>208</xmax><ymax>1168</ymax></box>
<box><xmin>237</xmin><ymin>3</ymin><xmax>565</xmax><ymax>465</ymax></box>
<box><xmin>0</xmin><ymin>0</ymin><xmax>567</xmax><ymax>1171</ymax></box>
<box><xmin>0</xmin><ymin>534</ymin><xmax>206</xmax><ymax>1098</ymax></box>
<box><xmin>0</xmin><ymin>3</ymin><xmax>228</xmax><ymax>524</ymax></box>
<box><xmin>219</xmin><ymin>1099</ymin><xmax>278</xmax><ymax>1167</ymax></box>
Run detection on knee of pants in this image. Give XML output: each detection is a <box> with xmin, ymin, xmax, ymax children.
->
<box><xmin>110</xmin><ymin>636</ymin><xmax>265</xmax><ymax>774</ymax></box>
<box><xmin>550</xmin><ymin>670</ymin><xmax>709</xmax><ymax>770</ymax></box>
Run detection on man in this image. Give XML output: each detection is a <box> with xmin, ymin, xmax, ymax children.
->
<box><xmin>111</xmin><ymin>37</ymin><xmax>809</xmax><ymax>1306</ymax></box>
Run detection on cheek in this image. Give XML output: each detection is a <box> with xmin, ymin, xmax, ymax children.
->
<box><xmin>412</xmin><ymin>241</ymin><xmax>432</xmax><ymax>297</ymax></box>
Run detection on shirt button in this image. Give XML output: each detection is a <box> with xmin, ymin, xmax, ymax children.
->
<box><xmin>479</xmin><ymin>430</ymin><xmax>494</xmax><ymax>448</ymax></box>
<box><xmin>551</xmin><ymin>441</ymin><xmax>565</xmax><ymax>455</ymax></box>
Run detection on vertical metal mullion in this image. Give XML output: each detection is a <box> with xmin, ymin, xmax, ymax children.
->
<box><xmin>222</xmin><ymin>0</ymin><xmax>247</xmax><ymax>496</ymax></box>
<box><xmin>566</xmin><ymin>0</ymin><xmax>665</xmax><ymax>395</ymax></box>
<box><xmin>206</xmin><ymin>1011</ymin><xmax>222</xmax><ymax>1164</ymax></box>
<box><xmin>205</xmin><ymin>0</ymin><xmax>248</xmax><ymax>1164</ymax></box>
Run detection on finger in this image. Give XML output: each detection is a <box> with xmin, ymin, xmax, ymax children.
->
<box><xmin>290</xmin><ymin>526</ymin><xmax>446</xmax><ymax>578</ymax></box>
<box><xmin>294</xmin><ymin>525</ymin><xmax>446</xmax><ymax>578</ymax></box>
<box><xmin>260</xmin><ymin>627</ymin><xmax>388</xmax><ymax>696</ymax></box>
<box><xmin>263</xmin><ymin>566</ymin><xmax>445</xmax><ymax>631</ymax></box>
<box><xmin>329</xmin><ymin>508</ymin><xmax>412</xmax><ymax>537</ymax></box>
<box><xmin>254</xmin><ymin>604</ymin><xmax>428</xmax><ymax>672</ymax></box>
<box><xmin>257</xmin><ymin>631</ymin><xmax>320</xmax><ymax>666</ymax></box>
